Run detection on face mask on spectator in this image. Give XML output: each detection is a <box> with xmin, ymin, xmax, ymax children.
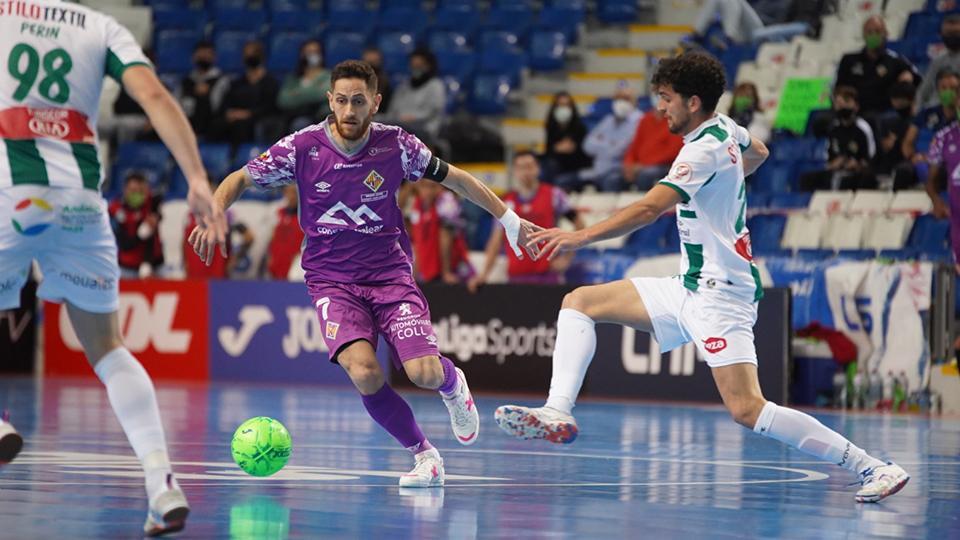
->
<box><xmin>836</xmin><ymin>107</ymin><xmax>856</xmax><ymax>120</ymax></box>
<box><xmin>612</xmin><ymin>99</ymin><xmax>634</xmax><ymax>119</ymax></box>
<box><xmin>940</xmin><ymin>89</ymin><xmax>957</xmax><ymax>108</ymax></box>
<box><xmin>244</xmin><ymin>55</ymin><xmax>262</xmax><ymax>69</ymax></box>
<box><xmin>943</xmin><ymin>33</ymin><xmax>960</xmax><ymax>51</ymax></box>
<box><xmin>733</xmin><ymin>95</ymin><xmax>753</xmax><ymax>113</ymax></box>
<box><xmin>304</xmin><ymin>53</ymin><xmax>322</xmax><ymax>68</ymax></box>
<box><xmin>195</xmin><ymin>59</ymin><xmax>213</xmax><ymax>71</ymax></box>
<box><xmin>125</xmin><ymin>192</ymin><xmax>145</xmax><ymax>209</ymax></box>
<box><xmin>553</xmin><ymin>105</ymin><xmax>573</xmax><ymax>123</ymax></box>
<box><xmin>894</xmin><ymin>105</ymin><xmax>912</xmax><ymax>119</ymax></box>
<box><xmin>864</xmin><ymin>33</ymin><xmax>884</xmax><ymax>50</ymax></box>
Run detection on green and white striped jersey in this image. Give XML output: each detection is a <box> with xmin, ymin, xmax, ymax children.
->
<box><xmin>658</xmin><ymin>113</ymin><xmax>763</xmax><ymax>303</ymax></box>
<box><xmin>0</xmin><ymin>0</ymin><xmax>149</xmax><ymax>191</ymax></box>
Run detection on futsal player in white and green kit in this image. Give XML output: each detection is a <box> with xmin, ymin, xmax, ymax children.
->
<box><xmin>496</xmin><ymin>52</ymin><xmax>910</xmax><ymax>503</ymax></box>
<box><xmin>0</xmin><ymin>0</ymin><xmax>228</xmax><ymax>535</ymax></box>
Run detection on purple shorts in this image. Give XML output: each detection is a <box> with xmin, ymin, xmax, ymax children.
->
<box><xmin>307</xmin><ymin>275</ymin><xmax>439</xmax><ymax>369</ymax></box>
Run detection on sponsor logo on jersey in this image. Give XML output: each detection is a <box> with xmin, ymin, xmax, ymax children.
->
<box><xmin>363</xmin><ymin>170</ymin><xmax>385</xmax><ymax>193</ymax></box>
<box><xmin>315</xmin><ymin>181</ymin><xmax>331</xmax><ymax>193</ymax></box>
<box><xmin>334</xmin><ymin>162</ymin><xmax>363</xmax><ymax>170</ymax></box>
<box><xmin>58</xmin><ymin>271</ymin><xmax>114</xmax><ymax>291</ymax></box>
<box><xmin>703</xmin><ymin>337</ymin><xmax>727</xmax><ymax>353</ymax></box>
<box><xmin>309</xmin><ymin>146</ymin><xmax>319</xmax><ymax>159</ymax></box>
<box><xmin>360</xmin><ymin>191</ymin><xmax>389</xmax><ymax>203</ymax></box>
<box><xmin>669</xmin><ymin>163</ymin><xmax>691</xmax><ymax>182</ymax></box>
<box><xmin>399</xmin><ymin>303</ymin><xmax>413</xmax><ymax>316</ymax></box>
<box><xmin>11</xmin><ymin>197</ymin><xmax>53</xmax><ymax>236</ymax></box>
<box><xmin>734</xmin><ymin>233</ymin><xmax>753</xmax><ymax>261</ymax></box>
<box><xmin>368</xmin><ymin>146</ymin><xmax>392</xmax><ymax>156</ymax></box>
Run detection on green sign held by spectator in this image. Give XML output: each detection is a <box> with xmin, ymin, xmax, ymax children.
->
<box><xmin>774</xmin><ymin>78</ymin><xmax>832</xmax><ymax>135</ymax></box>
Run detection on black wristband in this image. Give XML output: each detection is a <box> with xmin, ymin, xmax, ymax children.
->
<box><xmin>423</xmin><ymin>156</ymin><xmax>449</xmax><ymax>182</ymax></box>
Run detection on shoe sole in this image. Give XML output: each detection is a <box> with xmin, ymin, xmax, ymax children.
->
<box><xmin>145</xmin><ymin>506</ymin><xmax>189</xmax><ymax>537</ymax></box>
<box><xmin>855</xmin><ymin>474</ymin><xmax>910</xmax><ymax>503</ymax></box>
<box><xmin>494</xmin><ymin>406</ymin><xmax>578</xmax><ymax>444</ymax></box>
<box><xmin>0</xmin><ymin>431</ymin><xmax>23</xmax><ymax>464</ymax></box>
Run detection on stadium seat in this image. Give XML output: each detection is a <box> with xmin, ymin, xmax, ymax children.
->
<box><xmin>115</xmin><ymin>142</ymin><xmax>173</xmax><ymax>172</ymax></box>
<box><xmin>536</xmin><ymin>7</ymin><xmax>582</xmax><ymax>43</ymax></box>
<box><xmin>377</xmin><ymin>32</ymin><xmax>417</xmax><ymax>75</ymax></box>
<box><xmin>378</xmin><ymin>0</ymin><xmax>423</xmax><ymax>9</ymax></box>
<box><xmin>835</xmin><ymin>249</ymin><xmax>875</xmax><ymax>261</ymax></box>
<box><xmin>377</xmin><ymin>8</ymin><xmax>428</xmax><ymax>38</ymax></box>
<box><xmin>436</xmin><ymin>49</ymin><xmax>477</xmax><ymax>82</ymax></box>
<box><xmin>233</xmin><ymin>143</ymin><xmax>268</xmax><ymax>169</ymax></box>
<box><xmin>154</xmin><ymin>29</ymin><xmax>204</xmax><ymax>73</ymax></box>
<box><xmin>795</xmin><ymin>248</ymin><xmax>835</xmax><ymax>260</ymax></box>
<box><xmin>214</xmin><ymin>8</ymin><xmax>266</xmax><ymax>32</ymax></box>
<box><xmin>904</xmin><ymin>12</ymin><xmax>943</xmax><ymax>41</ymax></box>
<box><xmin>482</xmin><ymin>7</ymin><xmax>534</xmax><ymax>38</ymax></box>
<box><xmin>529</xmin><ymin>30</ymin><xmax>567</xmax><ymax>71</ymax></box>
<box><xmin>428</xmin><ymin>30</ymin><xmax>471</xmax><ymax>54</ymax></box>
<box><xmin>324</xmin><ymin>8</ymin><xmax>376</xmax><ymax>37</ymax></box>
<box><xmin>808</xmin><ymin>190</ymin><xmax>854</xmax><ymax>214</ymax></box>
<box><xmin>199</xmin><ymin>144</ymin><xmax>233</xmax><ymax>179</ymax></box>
<box><xmin>596</xmin><ymin>0</ymin><xmax>638</xmax><ymax>24</ymax></box>
<box><xmin>326</xmin><ymin>0</ymin><xmax>365</xmax><ymax>11</ymax></box>
<box><xmin>781</xmin><ymin>213</ymin><xmax>826</xmax><ymax>250</ymax></box>
<box><xmin>878</xmin><ymin>248</ymin><xmax>919</xmax><ymax>261</ymax></box>
<box><xmin>269</xmin><ymin>8</ymin><xmax>323</xmax><ymax>33</ymax></box>
<box><xmin>663</xmin><ymin>214</ymin><xmax>681</xmax><ymax>252</ymax></box>
<box><xmin>750</xmin><ymin>163</ymin><xmax>792</xmax><ymax>194</ymax></box>
<box><xmin>214</xmin><ymin>30</ymin><xmax>261</xmax><ymax>73</ymax></box>
<box><xmin>907</xmin><ymin>214</ymin><xmax>951</xmax><ymax>257</ymax></box>
<box><xmin>746</xmin><ymin>191</ymin><xmax>770</xmax><ymax>210</ymax></box>
<box><xmin>441</xmin><ymin>76</ymin><xmax>464</xmax><ymax>114</ymax></box>
<box><xmin>267</xmin><ymin>31</ymin><xmax>312</xmax><ymax>73</ymax></box>
<box><xmin>324</xmin><ymin>32</ymin><xmax>367</xmax><ymax>67</ymax></box>
<box><xmin>822</xmin><ymin>214</ymin><xmax>866</xmax><ymax>250</ymax></box>
<box><xmin>848</xmin><ymin>190</ymin><xmax>894</xmax><ymax>214</ymax></box>
<box><xmin>433</xmin><ymin>6</ymin><xmax>479</xmax><ymax>38</ymax></box>
<box><xmin>479</xmin><ymin>48</ymin><xmax>526</xmax><ymax>87</ymax></box>
<box><xmin>746</xmin><ymin>214</ymin><xmax>787</xmax><ymax>256</ymax></box>
<box><xmin>768</xmin><ymin>192</ymin><xmax>812</xmax><ymax>209</ymax></box>
<box><xmin>152</xmin><ymin>7</ymin><xmax>207</xmax><ymax>33</ymax></box>
<box><xmin>862</xmin><ymin>214</ymin><xmax>914</xmax><ymax>251</ymax></box>
<box><xmin>889</xmin><ymin>190</ymin><xmax>934</xmax><ymax>214</ymax></box>
<box><xmin>467</xmin><ymin>74</ymin><xmax>512</xmax><ymax>115</ymax></box>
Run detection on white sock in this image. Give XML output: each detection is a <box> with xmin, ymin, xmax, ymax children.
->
<box><xmin>753</xmin><ymin>401</ymin><xmax>884</xmax><ymax>474</ymax></box>
<box><xmin>94</xmin><ymin>347</ymin><xmax>172</xmax><ymax>498</ymax></box>
<box><xmin>544</xmin><ymin>309</ymin><xmax>597</xmax><ymax>415</ymax></box>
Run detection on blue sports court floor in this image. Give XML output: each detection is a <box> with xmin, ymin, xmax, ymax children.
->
<box><xmin>0</xmin><ymin>377</ymin><xmax>956</xmax><ymax>539</ymax></box>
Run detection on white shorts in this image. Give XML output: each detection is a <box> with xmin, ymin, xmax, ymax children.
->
<box><xmin>630</xmin><ymin>275</ymin><xmax>758</xmax><ymax>368</ymax></box>
<box><xmin>0</xmin><ymin>185</ymin><xmax>119</xmax><ymax>313</ymax></box>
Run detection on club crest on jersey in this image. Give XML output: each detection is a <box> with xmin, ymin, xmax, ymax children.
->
<box><xmin>669</xmin><ymin>163</ymin><xmax>691</xmax><ymax>182</ymax></box>
<box><xmin>309</xmin><ymin>146</ymin><xmax>320</xmax><ymax>159</ymax></box>
<box><xmin>363</xmin><ymin>170</ymin><xmax>385</xmax><ymax>193</ymax></box>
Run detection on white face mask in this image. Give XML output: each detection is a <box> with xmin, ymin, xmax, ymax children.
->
<box><xmin>612</xmin><ymin>98</ymin><xmax>635</xmax><ymax>119</ymax></box>
<box><xmin>553</xmin><ymin>105</ymin><xmax>573</xmax><ymax>123</ymax></box>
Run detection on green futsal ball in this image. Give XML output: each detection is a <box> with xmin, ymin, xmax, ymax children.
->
<box><xmin>231</xmin><ymin>417</ymin><xmax>292</xmax><ymax>477</ymax></box>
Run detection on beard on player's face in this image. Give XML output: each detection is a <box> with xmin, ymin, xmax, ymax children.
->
<box><xmin>334</xmin><ymin>108</ymin><xmax>373</xmax><ymax>141</ymax></box>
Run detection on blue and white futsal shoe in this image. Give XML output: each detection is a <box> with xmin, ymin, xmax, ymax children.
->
<box><xmin>855</xmin><ymin>461</ymin><xmax>910</xmax><ymax>503</ymax></box>
<box><xmin>143</xmin><ymin>474</ymin><xmax>190</xmax><ymax>537</ymax></box>
<box><xmin>494</xmin><ymin>405</ymin><xmax>579</xmax><ymax>444</ymax></box>
<box><xmin>0</xmin><ymin>411</ymin><xmax>22</xmax><ymax>465</ymax></box>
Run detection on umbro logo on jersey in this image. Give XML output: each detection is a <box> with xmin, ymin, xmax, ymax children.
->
<box><xmin>334</xmin><ymin>162</ymin><xmax>363</xmax><ymax>170</ymax></box>
<box><xmin>315</xmin><ymin>181</ymin><xmax>331</xmax><ymax>193</ymax></box>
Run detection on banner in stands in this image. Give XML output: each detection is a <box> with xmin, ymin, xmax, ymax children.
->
<box><xmin>0</xmin><ymin>280</ymin><xmax>38</xmax><ymax>374</ymax></box>
<box><xmin>207</xmin><ymin>280</ymin><xmax>383</xmax><ymax>386</ymax></box>
<box><xmin>44</xmin><ymin>279</ymin><xmax>209</xmax><ymax>381</ymax></box>
<box><xmin>399</xmin><ymin>284</ymin><xmax>791</xmax><ymax>403</ymax></box>
<box><xmin>774</xmin><ymin>77</ymin><xmax>832</xmax><ymax>134</ymax></box>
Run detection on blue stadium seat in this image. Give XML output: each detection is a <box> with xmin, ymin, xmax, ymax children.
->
<box><xmin>143</xmin><ymin>0</ymin><xmax>190</xmax><ymax>9</ymax></box>
<box><xmin>324</xmin><ymin>8</ymin><xmax>375</xmax><ymax>37</ymax></box>
<box><xmin>208</xmin><ymin>0</ymin><xmax>248</xmax><ymax>11</ymax></box>
<box><xmin>550</xmin><ymin>0</ymin><xmax>586</xmax><ymax>10</ymax></box>
<box><xmin>479</xmin><ymin>30</ymin><xmax>520</xmax><ymax>52</ymax></box>
<box><xmin>479</xmin><ymin>49</ymin><xmax>526</xmax><ymax>86</ymax></box>
<box><xmin>428</xmin><ymin>30</ymin><xmax>471</xmax><ymax>54</ymax></box>
<box><xmin>109</xmin><ymin>164</ymin><xmax>166</xmax><ymax>198</ymax></box>
<box><xmin>746</xmin><ymin>191</ymin><xmax>770</xmax><ymax>210</ymax></box>
<box><xmin>663</xmin><ymin>214</ymin><xmax>680</xmax><ymax>252</ymax></box>
<box><xmin>433</xmin><ymin>6</ymin><xmax>479</xmax><ymax>38</ymax></box>
<box><xmin>442</xmin><ymin>76</ymin><xmax>464</xmax><ymax>114</ymax></box>
<box><xmin>771</xmin><ymin>137</ymin><xmax>821</xmax><ymax>163</ymax></box>
<box><xmin>536</xmin><ymin>7</ymin><xmax>582</xmax><ymax>43</ymax></box>
<box><xmin>199</xmin><ymin>144</ymin><xmax>233</xmax><ymax>179</ymax></box>
<box><xmin>803</xmin><ymin>108</ymin><xmax>834</xmax><ymax>138</ymax></box>
<box><xmin>267</xmin><ymin>32</ymin><xmax>312</xmax><ymax>73</ymax></box>
<box><xmin>836</xmin><ymin>250</ymin><xmax>875</xmax><ymax>261</ymax></box>
<box><xmin>796</xmin><ymin>249</ymin><xmax>835</xmax><ymax>261</ymax></box>
<box><xmin>467</xmin><ymin>74</ymin><xmax>511</xmax><ymax>115</ymax></box>
<box><xmin>908</xmin><ymin>214</ymin><xmax>951</xmax><ymax>257</ymax></box>
<box><xmin>768</xmin><ymin>192</ymin><xmax>812</xmax><ymax>209</ymax></box>
<box><xmin>154</xmin><ymin>29</ymin><xmax>204</xmax><ymax>74</ymax></box>
<box><xmin>377</xmin><ymin>8</ymin><xmax>428</xmax><ymax>38</ymax></box>
<box><xmin>916</xmin><ymin>128</ymin><xmax>935</xmax><ymax>154</ymax></box>
<box><xmin>878</xmin><ymin>248</ymin><xmax>919</xmax><ymax>261</ymax></box>
<box><xmin>268</xmin><ymin>0</ymin><xmax>309</xmax><ymax>10</ymax></box>
<box><xmin>746</xmin><ymin>214</ymin><xmax>786</xmax><ymax>255</ymax></box>
<box><xmin>583</xmin><ymin>98</ymin><xmax>613</xmax><ymax>128</ymax></box>
<box><xmin>377</xmin><ymin>32</ymin><xmax>417</xmax><ymax>75</ymax></box>
<box><xmin>720</xmin><ymin>44</ymin><xmax>757</xmax><ymax>88</ymax></box>
<box><xmin>214</xmin><ymin>8</ymin><xmax>266</xmax><ymax>32</ymax></box>
<box><xmin>152</xmin><ymin>7</ymin><xmax>207</xmax><ymax>33</ymax></box>
<box><xmin>326</xmin><ymin>0</ymin><xmax>365</xmax><ymax>11</ymax></box>
<box><xmin>564</xmin><ymin>250</ymin><xmax>634</xmax><ymax>284</ymax></box>
<box><xmin>750</xmin><ymin>163</ymin><xmax>792</xmax><ymax>193</ymax></box>
<box><xmin>904</xmin><ymin>12</ymin><xmax>943</xmax><ymax>40</ymax></box>
<box><xmin>115</xmin><ymin>142</ymin><xmax>173</xmax><ymax>172</ymax></box>
<box><xmin>233</xmin><ymin>143</ymin><xmax>268</xmax><ymax>169</ymax></box>
<box><xmin>379</xmin><ymin>0</ymin><xmax>424</xmax><ymax>9</ymax></box>
<box><xmin>529</xmin><ymin>30</ymin><xmax>567</xmax><ymax>71</ymax></box>
<box><xmin>482</xmin><ymin>7</ymin><xmax>534</xmax><ymax>38</ymax></box>
<box><xmin>597</xmin><ymin>0</ymin><xmax>638</xmax><ymax>24</ymax></box>
<box><xmin>269</xmin><ymin>8</ymin><xmax>323</xmax><ymax>33</ymax></box>
<box><xmin>624</xmin><ymin>214</ymin><xmax>672</xmax><ymax>255</ymax></box>
<box><xmin>436</xmin><ymin>49</ymin><xmax>477</xmax><ymax>81</ymax></box>
<box><xmin>324</xmin><ymin>32</ymin><xmax>367</xmax><ymax>67</ymax></box>
<box><xmin>213</xmin><ymin>30</ymin><xmax>260</xmax><ymax>73</ymax></box>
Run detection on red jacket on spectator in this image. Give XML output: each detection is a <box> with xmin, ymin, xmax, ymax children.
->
<box><xmin>109</xmin><ymin>193</ymin><xmax>162</xmax><ymax>273</ymax></box>
<box><xmin>622</xmin><ymin>110</ymin><xmax>684</xmax><ymax>168</ymax></box>
<box><xmin>410</xmin><ymin>191</ymin><xmax>471</xmax><ymax>282</ymax></box>
<box><xmin>183</xmin><ymin>214</ymin><xmax>228</xmax><ymax>279</ymax></box>
<box><xmin>267</xmin><ymin>206</ymin><xmax>304</xmax><ymax>279</ymax></box>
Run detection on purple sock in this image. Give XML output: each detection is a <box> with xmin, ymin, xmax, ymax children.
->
<box><xmin>361</xmin><ymin>383</ymin><xmax>433</xmax><ymax>454</ymax></box>
<box><xmin>437</xmin><ymin>356</ymin><xmax>459</xmax><ymax>396</ymax></box>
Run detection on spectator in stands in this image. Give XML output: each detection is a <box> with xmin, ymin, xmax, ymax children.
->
<box><xmin>905</xmin><ymin>69</ymin><xmax>960</xmax><ymax>165</ymax></box>
<box><xmin>469</xmin><ymin>151</ymin><xmax>584</xmax><ymax>290</ymax></box>
<box><xmin>689</xmin><ymin>0</ymin><xmax>809</xmax><ymax>46</ymax></box>
<box><xmin>543</xmin><ymin>92</ymin><xmax>591</xmax><ymax>189</ymax></box>
<box><xmin>278</xmin><ymin>39</ymin><xmax>331</xmax><ymax>132</ymax></box>
<box><xmin>576</xmin><ymin>84</ymin><xmax>642</xmax><ymax>192</ymax></box>
<box><xmin>800</xmin><ymin>86</ymin><xmax>877</xmax><ymax>191</ymax></box>
<box><xmin>265</xmin><ymin>184</ymin><xmax>304</xmax><ymax>280</ymax></box>
<box><xmin>109</xmin><ymin>172</ymin><xmax>163</xmax><ymax>279</ymax></box>
<box><xmin>924</xmin><ymin>89</ymin><xmax>960</xmax><ymax>271</ymax></box>
<box><xmin>874</xmin><ymin>82</ymin><xmax>919</xmax><ymax>190</ymax></box>
<box><xmin>101</xmin><ymin>49</ymin><xmax>158</xmax><ymax>146</ymax></box>
<box><xmin>384</xmin><ymin>48</ymin><xmax>446</xmax><ymax>145</ymax></box>
<box><xmin>622</xmin><ymin>90</ymin><xmax>684</xmax><ymax>190</ymax></box>
<box><xmin>362</xmin><ymin>46</ymin><xmax>392</xmax><ymax>115</ymax></box>
<box><xmin>176</xmin><ymin>41</ymin><xmax>230</xmax><ymax>140</ymax></box>
<box><xmin>834</xmin><ymin>16</ymin><xmax>919</xmax><ymax>120</ymax></box>
<box><xmin>918</xmin><ymin>14</ymin><xmax>960</xmax><ymax>108</ymax></box>
<box><xmin>212</xmin><ymin>41</ymin><xmax>280</xmax><ymax>146</ymax></box>
<box><xmin>183</xmin><ymin>179</ymin><xmax>255</xmax><ymax>279</ymax></box>
<box><xmin>408</xmin><ymin>180</ymin><xmax>473</xmax><ymax>284</ymax></box>
<box><xmin>727</xmin><ymin>82</ymin><xmax>771</xmax><ymax>143</ymax></box>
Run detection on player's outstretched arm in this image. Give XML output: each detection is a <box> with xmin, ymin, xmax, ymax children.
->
<box><xmin>188</xmin><ymin>168</ymin><xmax>254</xmax><ymax>265</ymax></box>
<box><xmin>741</xmin><ymin>136</ymin><xmax>770</xmax><ymax>176</ymax></box>
<box><xmin>529</xmin><ymin>184</ymin><xmax>681</xmax><ymax>261</ymax></box>
<box><xmin>122</xmin><ymin>65</ymin><xmax>228</xmax><ymax>250</ymax></box>
<box><xmin>438</xmin><ymin>165</ymin><xmax>542</xmax><ymax>260</ymax></box>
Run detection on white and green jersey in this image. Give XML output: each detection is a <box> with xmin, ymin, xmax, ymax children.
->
<box><xmin>0</xmin><ymin>0</ymin><xmax>149</xmax><ymax>191</ymax></box>
<box><xmin>658</xmin><ymin>113</ymin><xmax>763</xmax><ymax>303</ymax></box>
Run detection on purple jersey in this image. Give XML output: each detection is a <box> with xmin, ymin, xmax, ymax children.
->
<box><xmin>245</xmin><ymin>120</ymin><xmax>432</xmax><ymax>283</ymax></box>
<box><xmin>927</xmin><ymin>121</ymin><xmax>960</xmax><ymax>261</ymax></box>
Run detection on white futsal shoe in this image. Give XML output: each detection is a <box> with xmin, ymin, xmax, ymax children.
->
<box><xmin>494</xmin><ymin>405</ymin><xmax>579</xmax><ymax>444</ymax></box>
<box><xmin>143</xmin><ymin>473</ymin><xmax>190</xmax><ymax>537</ymax></box>
<box><xmin>442</xmin><ymin>368</ymin><xmax>480</xmax><ymax>445</ymax></box>
<box><xmin>399</xmin><ymin>448</ymin><xmax>444</xmax><ymax>488</ymax></box>
<box><xmin>855</xmin><ymin>461</ymin><xmax>910</xmax><ymax>503</ymax></box>
<box><xmin>0</xmin><ymin>412</ymin><xmax>23</xmax><ymax>465</ymax></box>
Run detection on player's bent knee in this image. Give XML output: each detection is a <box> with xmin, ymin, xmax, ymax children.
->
<box><xmin>728</xmin><ymin>398</ymin><xmax>765</xmax><ymax>428</ymax></box>
<box><xmin>404</xmin><ymin>356</ymin><xmax>443</xmax><ymax>389</ymax></box>
<box><xmin>561</xmin><ymin>288</ymin><xmax>590</xmax><ymax>313</ymax></box>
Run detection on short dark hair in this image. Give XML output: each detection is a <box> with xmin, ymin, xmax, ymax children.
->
<box><xmin>651</xmin><ymin>52</ymin><xmax>726</xmax><ymax>113</ymax></box>
<box><xmin>193</xmin><ymin>40</ymin><xmax>214</xmax><ymax>52</ymax></box>
<box><xmin>331</xmin><ymin>60</ymin><xmax>379</xmax><ymax>92</ymax></box>
<box><xmin>125</xmin><ymin>171</ymin><xmax>147</xmax><ymax>184</ymax></box>
<box><xmin>888</xmin><ymin>81</ymin><xmax>916</xmax><ymax>101</ymax></box>
<box><xmin>834</xmin><ymin>85</ymin><xmax>859</xmax><ymax>103</ymax></box>
<box><xmin>513</xmin><ymin>150</ymin><xmax>538</xmax><ymax>163</ymax></box>
<box><xmin>937</xmin><ymin>68</ymin><xmax>960</xmax><ymax>84</ymax></box>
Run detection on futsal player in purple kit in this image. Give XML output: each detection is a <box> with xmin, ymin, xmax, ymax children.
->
<box><xmin>925</xmin><ymin>98</ymin><xmax>960</xmax><ymax>273</ymax></box>
<box><xmin>189</xmin><ymin>60</ymin><xmax>540</xmax><ymax>487</ymax></box>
